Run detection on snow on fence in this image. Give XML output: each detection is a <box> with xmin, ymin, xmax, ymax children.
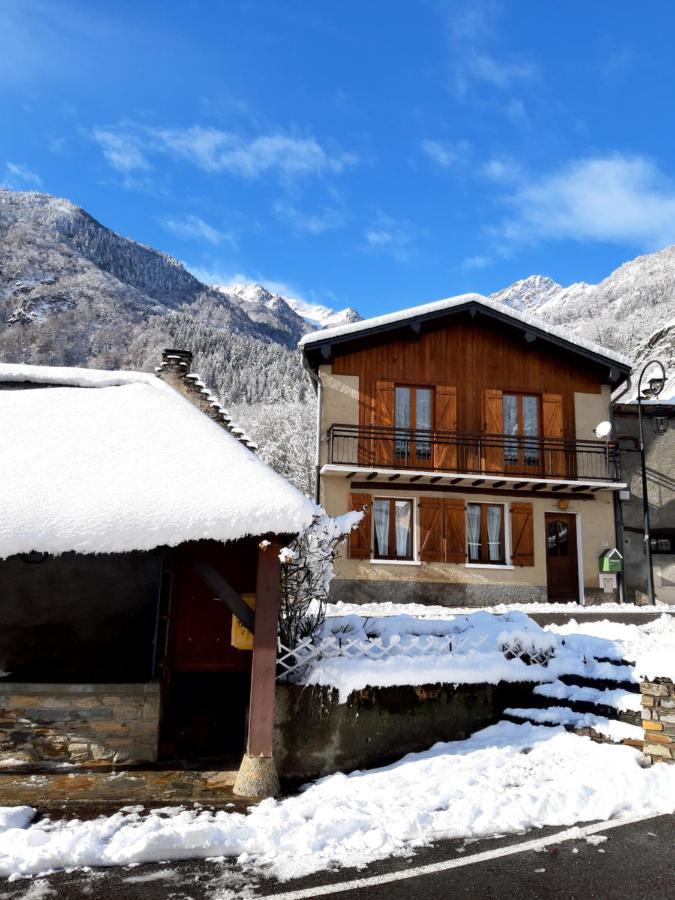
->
<box><xmin>276</xmin><ymin>631</ymin><xmax>555</xmax><ymax>681</ymax></box>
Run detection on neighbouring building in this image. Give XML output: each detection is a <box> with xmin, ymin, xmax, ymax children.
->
<box><xmin>614</xmin><ymin>395</ymin><xmax>675</xmax><ymax>604</ymax></box>
<box><xmin>300</xmin><ymin>294</ymin><xmax>632</xmax><ymax>607</ymax></box>
<box><xmin>0</xmin><ymin>352</ymin><xmax>316</xmax><ymax>796</ymax></box>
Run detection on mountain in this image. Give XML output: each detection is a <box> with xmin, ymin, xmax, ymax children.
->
<box><xmin>221</xmin><ymin>282</ymin><xmax>362</xmax><ymax>330</ymax></box>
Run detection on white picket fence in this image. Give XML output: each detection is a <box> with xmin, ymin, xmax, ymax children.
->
<box><xmin>276</xmin><ymin>632</ymin><xmax>555</xmax><ymax>681</ymax></box>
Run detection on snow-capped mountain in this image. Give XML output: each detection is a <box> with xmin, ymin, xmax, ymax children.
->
<box><xmin>221</xmin><ymin>282</ymin><xmax>362</xmax><ymax>330</ymax></box>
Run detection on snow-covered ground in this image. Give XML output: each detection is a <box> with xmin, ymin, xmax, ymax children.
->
<box><xmin>1</xmin><ymin>723</ymin><xmax>674</xmax><ymax>882</ymax></box>
<box><xmin>326</xmin><ymin>599</ymin><xmax>675</xmax><ymax>619</ymax></box>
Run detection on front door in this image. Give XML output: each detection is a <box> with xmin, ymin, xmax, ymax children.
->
<box><xmin>545</xmin><ymin>513</ymin><xmax>579</xmax><ymax>602</ymax></box>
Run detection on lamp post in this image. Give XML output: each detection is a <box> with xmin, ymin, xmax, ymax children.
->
<box><xmin>636</xmin><ymin>359</ymin><xmax>667</xmax><ymax>605</ymax></box>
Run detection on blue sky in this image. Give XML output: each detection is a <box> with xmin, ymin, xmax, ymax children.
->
<box><xmin>3</xmin><ymin>1</ymin><xmax>675</xmax><ymax>315</ymax></box>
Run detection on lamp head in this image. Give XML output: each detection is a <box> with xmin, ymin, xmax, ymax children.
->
<box><xmin>594</xmin><ymin>420</ymin><xmax>612</xmax><ymax>440</ymax></box>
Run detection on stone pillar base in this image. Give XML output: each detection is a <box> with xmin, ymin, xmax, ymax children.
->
<box><xmin>233</xmin><ymin>753</ymin><xmax>280</xmax><ymax>798</ymax></box>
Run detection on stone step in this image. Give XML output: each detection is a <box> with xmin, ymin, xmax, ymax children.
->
<box><xmin>530</xmin><ymin>681</ymin><xmax>642</xmax><ymax>725</ymax></box>
<box><xmin>503</xmin><ymin>706</ymin><xmax>644</xmax><ymax>747</ymax></box>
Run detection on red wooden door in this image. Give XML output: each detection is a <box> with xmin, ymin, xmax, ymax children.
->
<box><xmin>545</xmin><ymin>514</ymin><xmax>579</xmax><ymax>603</ymax></box>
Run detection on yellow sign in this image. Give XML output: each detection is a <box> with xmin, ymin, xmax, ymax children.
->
<box><xmin>231</xmin><ymin>593</ymin><xmax>255</xmax><ymax>650</ymax></box>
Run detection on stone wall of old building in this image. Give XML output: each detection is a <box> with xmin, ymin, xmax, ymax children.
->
<box><xmin>641</xmin><ymin>677</ymin><xmax>675</xmax><ymax>764</ymax></box>
<box><xmin>0</xmin><ymin>682</ymin><xmax>160</xmax><ymax>767</ymax></box>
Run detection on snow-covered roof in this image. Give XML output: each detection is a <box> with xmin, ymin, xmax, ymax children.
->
<box><xmin>0</xmin><ymin>363</ymin><xmax>317</xmax><ymax>558</ymax></box>
<box><xmin>299</xmin><ymin>292</ymin><xmax>633</xmax><ymax>370</ymax></box>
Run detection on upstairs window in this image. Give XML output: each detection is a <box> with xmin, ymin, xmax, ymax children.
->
<box><xmin>651</xmin><ymin>530</ymin><xmax>675</xmax><ymax>554</ymax></box>
<box><xmin>466</xmin><ymin>502</ymin><xmax>505</xmax><ymax>564</ymax></box>
<box><xmin>503</xmin><ymin>393</ymin><xmax>540</xmax><ymax>468</ymax></box>
<box><xmin>373</xmin><ymin>498</ymin><xmax>414</xmax><ymax>560</ymax></box>
<box><xmin>395</xmin><ymin>386</ymin><xmax>433</xmax><ymax>465</ymax></box>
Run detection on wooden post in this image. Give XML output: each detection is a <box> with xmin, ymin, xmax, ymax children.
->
<box><xmin>234</xmin><ymin>538</ymin><xmax>282</xmax><ymax>797</ymax></box>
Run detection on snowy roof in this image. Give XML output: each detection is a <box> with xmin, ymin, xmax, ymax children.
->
<box><xmin>0</xmin><ymin>363</ymin><xmax>317</xmax><ymax>558</ymax></box>
<box><xmin>299</xmin><ymin>292</ymin><xmax>633</xmax><ymax>371</ymax></box>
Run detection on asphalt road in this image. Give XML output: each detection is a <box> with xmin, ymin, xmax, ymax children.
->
<box><xmin>1</xmin><ymin>813</ymin><xmax>672</xmax><ymax>900</ymax></box>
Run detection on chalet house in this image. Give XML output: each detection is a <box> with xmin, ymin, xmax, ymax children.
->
<box><xmin>0</xmin><ymin>351</ymin><xmax>316</xmax><ymax>797</ymax></box>
<box><xmin>300</xmin><ymin>295</ymin><xmax>632</xmax><ymax>606</ymax></box>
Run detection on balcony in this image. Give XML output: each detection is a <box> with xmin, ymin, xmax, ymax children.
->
<box><xmin>326</xmin><ymin>424</ymin><xmax>622</xmax><ymax>484</ymax></box>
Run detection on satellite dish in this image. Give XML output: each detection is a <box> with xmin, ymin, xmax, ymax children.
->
<box><xmin>594</xmin><ymin>421</ymin><xmax>612</xmax><ymax>439</ymax></box>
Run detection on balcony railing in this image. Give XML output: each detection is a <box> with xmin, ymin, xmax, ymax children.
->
<box><xmin>326</xmin><ymin>424</ymin><xmax>621</xmax><ymax>483</ymax></box>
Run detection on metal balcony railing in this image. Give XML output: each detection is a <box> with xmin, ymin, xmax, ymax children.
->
<box><xmin>326</xmin><ymin>424</ymin><xmax>621</xmax><ymax>482</ymax></box>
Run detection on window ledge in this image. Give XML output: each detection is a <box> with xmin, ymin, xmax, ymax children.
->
<box><xmin>369</xmin><ymin>559</ymin><xmax>422</xmax><ymax>566</ymax></box>
<box><xmin>465</xmin><ymin>563</ymin><xmax>515</xmax><ymax>570</ymax></box>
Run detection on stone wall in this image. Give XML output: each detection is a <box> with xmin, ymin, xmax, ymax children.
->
<box><xmin>274</xmin><ymin>680</ymin><xmax>534</xmax><ymax>781</ymax></box>
<box><xmin>641</xmin><ymin>677</ymin><xmax>675</xmax><ymax>764</ymax></box>
<box><xmin>0</xmin><ymin>682</ymin><xmax>160</xmax><ymax>768</ymax></box>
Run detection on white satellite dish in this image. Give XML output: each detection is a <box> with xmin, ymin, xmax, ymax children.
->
<box><xmin>594</xmin><ymin>421</ymin><xmax>612</xmax><ymax>439</ymax></box>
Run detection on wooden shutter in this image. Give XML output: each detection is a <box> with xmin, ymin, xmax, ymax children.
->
<box><xmin>419</xmin><ymin>497</ymin><xmax>443</xmax><ymax>562</ymax></box>
<box><xmin>348</xmin><ymin>493</ymin><xmax>371</xmax><ymax>559</ymax></box>
<box><xmin>482</xmin><ymin>388</ymin><xmax>503</xmax><ymax>473</ymax></box>
<box><xmin>542</xmin><ymin>394</ymin><xmax>565</xmax><ymax>476</ymax></box>
<box><xmin>374</xmin><ymin>380</ymin><xmax>394</xmax><ymax>466</ymax></box>
<box><xmin>444</xmin><ymin>498</ymin><xmax>466</xmax><ymax>564</ymax></box>
<box><xmin>511</xmin><ymin>502</ymin><xmax>534</xmax><ymax>566</ymax></box>
<box><xmin>434</xmin><ymin>385</ymin><xmax>457</xmax><ymax>471</ymax></box>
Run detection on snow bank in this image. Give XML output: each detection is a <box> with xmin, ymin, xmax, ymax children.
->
<box><xmin>0</xmin><ymin>364</ymin><xmax>317</xmax><ymax>557</ymax></box>
<box><xmin>326</xmin><ymin>599</ymin><xmax>675</xmax><ymax>618</ymax></box>
<box><xmin>298</xmin><ymin>611</ymin><xmax>634</xmax><ymax>700</ymax></box>
<box><xmin>1</xmin><ymin>724</ymin><xmax>673</xmax><ymax>880</ymax></box>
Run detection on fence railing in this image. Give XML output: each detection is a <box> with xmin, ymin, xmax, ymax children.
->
<box><xmin>326</xmin><ymin>424</ymin><xmax>621</xmax><ymax>482</ymax></box>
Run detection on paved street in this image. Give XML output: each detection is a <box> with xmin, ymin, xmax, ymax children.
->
<box><xmin>1</xmin><ymin>813</ymin><xmax>672</xmax><ymax>899</ymax></box>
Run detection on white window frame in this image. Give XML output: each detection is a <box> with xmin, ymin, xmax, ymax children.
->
<box><xmin>369</xmin><ymin>495</ymin><xmax>421</xmax><ymax>565</ymax></box>
<box><xmin>464</xmin><ymin>500</ymin><xmax>514</xmax><ymax>570</ymax></box>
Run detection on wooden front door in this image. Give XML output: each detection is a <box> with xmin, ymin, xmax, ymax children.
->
<box><xmin>545</xmin><ymin>513</ymin><xmax>579</xmax><ymax>603</ymax></box>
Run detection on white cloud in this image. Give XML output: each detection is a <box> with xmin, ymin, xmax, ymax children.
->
<box><xmin>498</xmin><ymin>154</ymin><xmax>675</xmax><ymax>248</ymax></box>
<box><xmin>466</xmin><ymin>52</ymin><xmax>535</xmax><ymax>90</ymax></box>
<box><xmin>162</xmin><ymin>214</ymin><xmax>236</xmax><ymax>247</ymax></box>
<box><xmin>482</xmin><ymin>155</ymin><xmax>522</xmax><ymax>184</ymax></box>
<box><xmin>364</xmin><ymin>213</ymin><xmax>415</xmax><ymax>262</ymax></box>
<box><xmin>421</xmin><ymin>139</ymin><xmax>470</xmax><ymax>168</ymax></box>
<box><xmin>1</xmin><ymin>161</ymin><xmax>42</xmax><ymax>189</ymax></box>
<box><xmin>273</xmin><ymin>197</ymin><xmax>345</xmax><ymax>235</ymax></box>
<box><xmin>92</xmin><ymin>129</ymin><xmax>149</xmax><ymax>173</ymax></box>
<box><xmin>462</xmin><ymin>254</ymin><xmax>492</xmax><ymax>270</ymax></box>
<box><xmin>151</xmin><ymin>126</ymin><xmax>356</xmax><ymax>180</ymax></box>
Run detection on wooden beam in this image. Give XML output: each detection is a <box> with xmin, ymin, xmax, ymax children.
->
<box><xmin>343</xmin><ymin>471</ymin><xmax>356</xmax><ymax>479</ymax></box>
<box><xmin>513</xmin><ymin>482</ymin><xmax>529</xmax><ymax>489</ymax></box>
<box><xmin>451</xmin><ymin>478</ymin><xmax>464</xmax><ymax>484</ymax></box>
<box><xmin>246</xmin><ymin>540</ymin><xmax>282</xmax><ymax>759</ymax></box>
<box><xmin>551</xmin><ymin>484</ymin><xmax>567</xmax><ymax>492</ymax></box>
<box><xmin>192</xmin><ymin>560</ymin><xmax>254</xmax><ymax>633</ymax></box>
<box><xmin>388</xmin><ymin>473</ymin><xmax>400</xmax><ymax>481</ymax></box>
<box><xmin>429</xmin><ymin>476</ymin><xmax>442</xmax><ymax>483</ymax></box>
<box><xmin>366</xmin><ymin>471</ymin><xmax>378</xmax><ymax>481</ymax></box>
<box><xmin>492</xmin><ymin>480</ymin><xmax>506</xmax><ymax>487</ymax></box>
<box><xmin>571</xmin><ymin>485</ymin><xmax>589</xmax><ymax>493</ymax></box>
<box><xmin>472</xmin><ymin>479</ymin><xmax>485</xmax><ymax>487</ymax></box>
<box><xmin>350</xmin><ymin>481</ymin><xmax>595</xmax><ymax>501</ymax></box>
<box><xmin>532</xmin><ymin>483</ymin><xmax>548</xmax><ymax>491</ymax></box>
<box><xmin>409</xmin><ymin>475</ymin><xmax>423</xmax><ymax>483</ymax></box>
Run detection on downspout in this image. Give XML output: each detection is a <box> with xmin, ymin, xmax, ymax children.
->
<box><xmin>610</xmin><ymin>375</ymin><xmax>632</xmax><ymax>604</ymax></box>
<box><xmin>302</xmin><ymin>355</ymin><xmax>323</xmax><ymax>505</ymax></box>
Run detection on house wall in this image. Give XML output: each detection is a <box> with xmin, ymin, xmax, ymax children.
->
<box><xmin>615</xmin><ymin>407</ymin><xmax>675</xmax><ymax>603</ymax></box>
<box><xmin>323</xmin><ymin>477</ymin><xmax>617</xmax><ymax>605</ymax></box>
<box><xmin>0</xmin><ymin>550</ymin><xmax>162</xmax><ymax>682</ymax></box>
<box><xmin>0</xmin><ymin>682</ymin><xmax>160</xmax><ymax>767</ymax></box>
<box><xmin>575</xmin><ymin>386</ymin><xmax>612</xmax><ymax>440</ymax></box>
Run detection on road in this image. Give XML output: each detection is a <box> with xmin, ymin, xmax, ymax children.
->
<box><xmin>0</xmin><ymin>813</ymin><xmax>672</xmax><ymax>899</ymax></box>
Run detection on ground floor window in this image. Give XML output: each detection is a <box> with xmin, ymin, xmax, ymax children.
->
<box><xmin>651</xmin><ymin>529</ymin><xmax>675</xmax><ymax>554</ymax></box>
<box><xmin>466</xmin><ymin>502</ymin><xmax>505</xmax><ymax>564</ymax></box>
<box><xmin>373</xmin><ymin>498</ymin><xmax>414</xmax><ymax>560</ymax></box>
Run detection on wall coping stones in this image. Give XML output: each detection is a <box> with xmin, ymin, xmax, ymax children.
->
<box><xmin>0</xmin><ymin>682</ymin><xmax>160</xmax><ymax>696</ymax></box>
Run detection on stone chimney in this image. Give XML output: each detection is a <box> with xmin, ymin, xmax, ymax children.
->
<box><xmin>155</xmin><ymin>348</ymin><xmax>257</xmax><ymax>452</ymax></box>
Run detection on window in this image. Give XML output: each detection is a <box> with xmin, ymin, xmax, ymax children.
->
<box><xmin>547</xmin><ymin>519</ymin><xmax>570</xmax><ymax>556</ymax></box>
<box><xmin>466</xmin><ymin>503</ymin><xmax>505</xmax><ymax>564</ymax></box>
<box><xmin>503</xmin><ymin>394</ymin><xmax>540</xmax><ymax>469</ymax></box>
<box><xmin>373</xmin><ymin>498</ymin><xmax>414</xmax><ymax>560</ymax></box>
<box><xmin>651</xmin><ymin>530</ymin><xmax>675</xmax><ymax>554</ymax></box>
<box><xmin>395</xmin><ymin>385</ymin><xmax>433</xmax><ymax>465</ymax></box>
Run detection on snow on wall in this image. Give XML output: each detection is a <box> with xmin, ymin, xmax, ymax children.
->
<box><xmin>299</xmin><ymin>291</ymin><xmax>633</xmax><ymax>368</ymax></box>
<box><xmin>0</xmin><ymin>363</ymin><xmax>317</xmax><ymax>558</ymax></box>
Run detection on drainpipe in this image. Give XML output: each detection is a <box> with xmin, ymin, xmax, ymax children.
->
<box><xmin>302</xmin><ymin>356</ymin><xmax>323</xmax><ymax>505</ymax></box>
<box><xmin>610</xmin><ymin>376</ymin><xmax>632</xmax><ymax>604</ymax></box>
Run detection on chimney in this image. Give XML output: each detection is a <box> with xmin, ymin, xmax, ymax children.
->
<box><xmin>156</xmin><ymin>348</ymin><xmax>193</xmax><ymax>390</ymax></box>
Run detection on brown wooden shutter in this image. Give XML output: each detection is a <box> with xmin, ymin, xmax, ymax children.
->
<box><xmin>542</xmin><ymin>393</ymin><xmax>565</xmax><ymax>476</ymax></box>
<box><xmin>434</xmin><ymin>385</ymin><xmax>457</xmax><ymax>471</ymax></box>
<box><xmin>482</xmin><ymin>389</ymin><xmax>503</xmax><ymax>473</ymax></box>
<box><xmin>374</xmin><ymin>380</ymin><xmax>394</xmax><ymax>466</ymax></box>
<box><xmin>511</xmin><ymin>502</ymin><xmax>534</xmax><ymax>566</ymax></box>
<box><xmin>444</xmin><ymin>498</ymin><xmax>466</xmax><ymax>563</ymax></box>
<box><xmin>348</xmin><ymin>493</ymin><xmax>371</xmax><ymax>559</ymax></box>
<box><xmin>419</xmin><ymin>497</ymin><xmax>443</xmax><ymax>562</ymax></box>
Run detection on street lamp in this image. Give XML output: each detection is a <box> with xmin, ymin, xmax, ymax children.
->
<box><xmin>636</xmin><ymin>359</ymin><xmax>668</xmax><ymax>605</ymax></box>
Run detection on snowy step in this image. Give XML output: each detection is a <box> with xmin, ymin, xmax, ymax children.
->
<box><xmin>558</xmin><ymin>664</ymin><xmax>639</xmax><ymax>693</ymax></box>
<box><xmin>532</xmin><ymin>680</ymin><xmax>642</xmax><ymax>725</ymax></box>
<box><xmin>503</xmin><ymin>706</ymin><xmax>643</xmax><ymax>746</ymax></box>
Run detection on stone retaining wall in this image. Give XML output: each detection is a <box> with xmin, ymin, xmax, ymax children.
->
<box><xmin>641</xmin><ymin>677</ymin><xmax>675</xmax><ymax>764</ymax></box>
<box><xmin>274</xmin><ymin>680</ymin><xmax>534</xmax><ymax>781</ymax></box>
<box><xmin>0</xmin><ymin>682</ymin><xmax>160</xmax><ymax>768</ymax></box>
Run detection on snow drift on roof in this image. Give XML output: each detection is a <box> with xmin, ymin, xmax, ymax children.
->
<box><xmin>298</xmin><ymin>292</ymin><xmax>633</xmax><ymax>368</ymax></box>
<box><xmin>0</xmin><ymin>363</ymin><xmax>317</xmax><ymax>558</ymax></box>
